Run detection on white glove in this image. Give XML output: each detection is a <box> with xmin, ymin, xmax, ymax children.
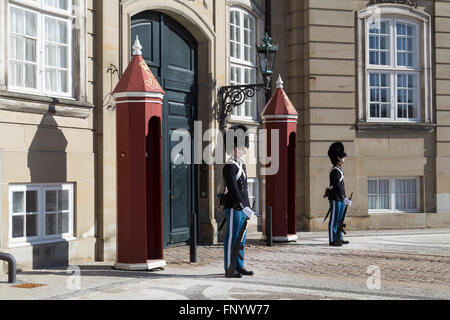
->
<box><xmin>344</xmin><ymin>198</ymin><xmax>352</xmax><ymax>206</ymax></box>
<box><xmin>242</xmin><ymin>207</ymin><xmax>255</xmax><ymax>218</ymax></box>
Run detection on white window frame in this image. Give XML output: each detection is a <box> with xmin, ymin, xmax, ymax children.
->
<box><xmin>357</xmin><ymin>4</ymin><xmax>433</xmax><ymax>124</ymax></box>
<box><xmin>368</xmin><ymin>177</ymin><xmax>420</xmax><ymax>214</ymax></box>
<box><xmin>7</xmin><ymin>0</ymin><xmax>74</xmax><ymax>99</ymax></box>
<box><xmin>365</xmin><ymin>18</ymin><xmax>421</xmax><ymax>122</ymax></box>
<box><xmin>247</xmin><ymin>178</ymin><xmax>260</xmax><ymax>216</ymax></box>
<box><xmin>229</xmin><ymin>6</ymin><xmax>258</xmax><ymax>121</ymax></box>
<box><xmin>8</xmin><ymin>183</ymin><xmax>75</xmax><ymax>247</ymax></box>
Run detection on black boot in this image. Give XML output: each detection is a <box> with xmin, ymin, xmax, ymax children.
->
<box><xmin>225</xmin><ymin>272</ymin><xmax>242</xmax><ymax>278</ymax></box>
<box><xmin>329</xmin><ymin>240</ymin><xmax>342</xmax><ymax>247</ymax></box>
<box><xmin>237</xmin><ymin>267</ymin><xmax>254</xmax><ymax>276</ymax></box>
<box><xmin>341</xmin><ymin>240</ymin><xmax>349</xmax><ymax>245</ymax></box>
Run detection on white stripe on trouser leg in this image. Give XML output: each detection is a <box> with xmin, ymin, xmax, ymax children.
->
<box><xmin>227</xmin><ymin>209</ymin><xmax>234</xmax><ymax>269</ymax></box>
<box><xmin>330</xmin><ymin>201</ymin><xmax>336</xmax><ymax>242</ymax></box>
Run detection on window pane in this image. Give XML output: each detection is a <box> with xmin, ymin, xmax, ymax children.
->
<box><xmin>26</xmin><ymin>214</ymin><xmax>38</xmax><ymax>237</ymax></box>
<box><xmin>407</xmin><ymin>179</ymin><xmax>416</xmax><ymax>193</ymax></box>
<box><xmin>46</xmin><ymin>190</ymin><xmax>57</xmax><ymax>212</ymax></box>
<box><xmin>59</xmin><ymin>70</ymin><xmax>68</xmax><ymax>92</ymax></box>
<box><xmin>380</xmin><ymin>21</ymin><xmax>389</xmax><ymax>34</ymax></box>
<box><xmin>9</xmin><ymin>61</ymin><xmax>23</xmax><ymax>86</ymax></box>
<box><xmin>26</xmin><ymin>190</ymin><xmax>38</xmax><ymax>213</ymax></box>
<box><xmin>46</xmin><ymin>69</ymin><xmax>57</xmax><ymax>91</ymax></box>
<box><xmin>46</xmin><ymin>0</ymin><xmax>69</xmax><ymax>10</ymax></box>
<box><xmin>25</xmin><ymin>38</ymin><xmax>36</xmax><ymax>62</ymax></box>
<box><xmin>58</xmin><ymin>190</ymin><xmax>69</xmax><ymax>211</ymax></box>
<box><xmin>370</xmin><ymin>73</ymin><xmax>378</xmax><ymax>86</ymax></box>
<box><xmin>370</xmin><ymin>104</ymin><xmax>379</xmax><ymax>118</ymax></box>
<box><xmin>13</xmin><ymin>191</ymin><xmax>25</xmax><ymax>213</ymax></box>
<box><xmin>379</xmin><ymin>180</ymin><xmax>389</xmax><ymax>194</ymax></box>
<box><xmin>46</xmin><ymin>213</ymin><xmax>57</xmax><ymax>235</ymax></box>
<box><xmin>46</xmin><ymin>44</ymin><xmax>57</xmax><ymax>66</ymax></box>
<box><xmin>58</xmin><ymin>0</ymin><xmax>69</xmax><ymax>10</ymax></box>
<box><xmin>380</xmin><ymin>36</ymin><xmax>389</xmax><ymax>49</ymax></box>
<box><xmin>368</xmin><ymin>195</ymin><xmax>377</xmax><ymax>210</ymax></box>
<box><xmin>25</xmin><ymin>11</ymin><xmax>37</xmax><ymax>37</ymax></box>
<box><xmin>398</xmin><ymin>52</ymin><xmax>405</xmax><ymax>66</ymax></box>
<box><xmin>57</xmin><ymin>21</ymin><xmax>68</xmax><ymax>44</ymax></box>
<box><xmin>368</xmin><ymin>180</ymin><xmax>377</xmax><ymax>194</ymax></box>
<box><xmin>381</xmin><ymin>104</ymin><xmax>389</xmax><ymax>118</ymax></box>
<box><xmin>381</xmin><ymin>89</ymin><xmax>389</xmax><ymax>102</ymax></box>
<box><xmin>380</xmin><ymin>51</ymin><xmax>388</xmax><ymax>65</ymax></box>
<box><xmin>10</xmin><ymin>7</ymin><xmax>23</xmax><ymax>34</ymax></box>
<box><xmin>12</xmin><ymin>216</ymin><xmax>24</xmax><ymax>238</ymax></box>
<box><xmin>25</xmin><ymin>64</ymin><xmax>37</xmax><ymax>88</ymax></box>
<box><xmin>369</xmin><ymin>52</ymin><xmax>379</xmax><ymax>64</ymax></box>
<box><xmin>379</xmin><ymin>195</ymin><xmax>389</xmax><ymax>209</ymax></box>
<box><xmin>11</xmin><ymin>35</ymin><xmax>24</xmax><ymax>60</ymax></box>
<box><xmin>369</xmin><ymin>36</ymin><xmax>378</xmax><ymax>49</ymax></box>
<box><xmin>56</xmin><ymin>47</ymin><xmax>66</xmax><ymax>68</ymax></box>
<box><xmin>58</xmin><ymin>212</ymin><xmax>69</xmax><ymax>234</ymax></box>
<box><xmin>46</xmin><ymin>18</ymin><xmax>56</xmax><ymax>42</ymax></box>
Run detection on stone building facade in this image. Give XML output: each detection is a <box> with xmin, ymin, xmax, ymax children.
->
<box><xmin>0</xmin><ymin>0</ymin><xmax>449</xmax><ymax>271</ymax></box>
<box><xmin>270</xmin><ymin>0</ymin><xmax>450</xmax><ymax>231</ymax></box>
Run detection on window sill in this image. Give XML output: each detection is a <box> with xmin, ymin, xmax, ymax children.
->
<box><xmin>228</xmin><ymin>117</ymin><xmax>261</xmax><ymax>127</ymax></box>
<box><xmin>369</xmin><ymin>211</ymin><xmax>421</xmax><ymax>215</ymax></box>
<box><xmin>0</xmin><ymin>90</ymin><xmax>94</xmax><ymax>119</ymax></box>
<box><xmin>8</xmin><ymin>236</ymin><xmax>77</xmax><ymax>249</ymax></box>
<box><xmin>356</xmin><ymin>121</ymin><xmax>436</xmax><ymax>132</ymax></box>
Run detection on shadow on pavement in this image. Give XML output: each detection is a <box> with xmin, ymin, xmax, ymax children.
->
<box><xmin>16</xmin><ymin>266</ymin><xmax>227</xmax><ymax>280</ymax></box>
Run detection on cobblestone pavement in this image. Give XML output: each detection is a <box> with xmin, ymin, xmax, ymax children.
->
<box><xmin>1</xmin><ymin>229</ymin><xmax>449</xmax><ymax>300</ymax></box>
<box><xmin>165</xmin><ymin>240</ymin><xmax>450</xmax><ymax>287</ymax></box>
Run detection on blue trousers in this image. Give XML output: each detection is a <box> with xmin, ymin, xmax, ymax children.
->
<box><xmin>224</xmin><ymin>208</ymin><xmax>247</xmax><ymax>271</ymax></box>
<box><xmin>328</xmin><ymin>200</ymin><xmax>346</xmax><ymax>242</ymax></box>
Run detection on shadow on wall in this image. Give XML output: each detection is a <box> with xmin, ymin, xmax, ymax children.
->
<box><xmin>27</xmin><ymin>113</ymin><xmax>69</xmax><ymax>269</ymax></box>
<box><xmin>28</xmin><ymin>114</ymin><xmax>68</xmax><ymax>183</ymax></box>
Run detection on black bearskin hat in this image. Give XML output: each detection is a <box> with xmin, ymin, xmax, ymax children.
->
<box><xmin>328</xmin><ymin>142</ymin><xmax>347</xmax><ymax>166</ymax></box>
<box><xmin>224</xmin><ymin>124</ymin><xmax>250</xmax><ymax>154</ymax></box>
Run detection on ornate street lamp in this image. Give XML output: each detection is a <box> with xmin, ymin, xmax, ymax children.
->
<box><xmin>218</xmin><ymin>33</ymin><xmax>279</xmax><ymax>130</ymax></box>
<box><xmin>257</xmin><ymin>33</ymin><xmax>279</xmax><ymax>91</ymax></box>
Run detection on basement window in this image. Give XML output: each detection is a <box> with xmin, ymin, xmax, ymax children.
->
<box><xmin>9</xmin><ymin>183</ymin><xmax>74</xmax><ymax>247</ymax></box>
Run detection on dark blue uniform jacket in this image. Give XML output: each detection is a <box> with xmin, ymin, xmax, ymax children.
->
<box><xmin>328</xmin><ymin>166</ymin><xmax>347</xmax><ymax>201</ymax></box>
<box><xmin>223</xmin><ymin>161</ymin><xmax>250</xmax><ymax>210</ymax></box>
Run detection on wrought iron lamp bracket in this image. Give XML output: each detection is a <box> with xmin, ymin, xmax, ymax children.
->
<box><xmin>218</xmin><ymin>83</ymin><xmax>267</xmax><ymax>129</ymax></box>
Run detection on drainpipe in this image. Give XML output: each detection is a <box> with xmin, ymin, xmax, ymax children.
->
<box><xmin>265</xmin><ymin>0</ymin><xmax>271</xmax><ymax>35</ymax></box>
<box><xmin>265</xmin><ymin>0</ymin><xmax>272</xmax><ymax>102</ymax></box>
<box><xmin>0</xmin><ymin>252</ymin><xmax>16</xmax><ymax>283</ymax></box>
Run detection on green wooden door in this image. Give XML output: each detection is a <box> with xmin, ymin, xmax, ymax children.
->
<box><xmin>131</xmin><ymin>12</ymin><xmax>197</xmax><ymax>247</ymax></box>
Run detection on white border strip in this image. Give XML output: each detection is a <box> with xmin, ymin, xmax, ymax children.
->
<box><xmin>115</xmin><ymin>100</ymin><xmax>163</xmax><ymax>105</ymax></box>
<box><xmin>262</xmin><ymin>115</ymin><xmax>298</xmax><ymax>120</ymax></box>
<box><xmin>114</xmin><ymin>92</ymin><xmax>165</xmax><ymax>99</ymax></box>
<box><xmin>263</xmin><ymin>120</ymin><xmax>298</xmax><ymax>124</ymax></box>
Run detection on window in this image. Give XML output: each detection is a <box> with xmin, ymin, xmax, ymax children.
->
<box><xmin>247</xmin><ymin>178</ymin><xmax>260</xmax><ymax>216</ymax></box>
<box><xmin>8</xmin><ymin>1</ymin><xmax>73</xmax><ymax>97</ymax></box>
<box><xmin>9</xmin><ymin>184</ymin><xmax>74</xmax><ymax>246</ymax></box>
<box><xmin>367</xmin><ymin>18</ymin><xmax>420</xmax><ymax>121</ymax></box>
<box><xmin>358</xmin><ymin>5</ymin><xmax>432</xmax><ymax>124</ymax></box>
<box><xmin>230</xmin><ymin>7</ymin><xmax>257</xmax><ymax>120</ymax></box>
<box><xmin>368</xmin><ymin>178</ymin><xmax>419</xmax><ymax>212</ymax></box>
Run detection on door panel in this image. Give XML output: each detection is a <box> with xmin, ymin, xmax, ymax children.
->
<box><xmin>131</xmin><ymin>12</ymin><xmax>161</xmax><ymax>68</ymax></box>
<box><xmin>131</xmin><ymin>11</ymin><xmax>197</xmax><ymax>247</ymax></box>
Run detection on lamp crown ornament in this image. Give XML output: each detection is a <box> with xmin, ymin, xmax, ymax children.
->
<box><xmin>368</xmin><ymin>0</ymin><xmax>417</xmax><ymax>7</ymax></box>
<box><xmin>133</xmin><ymin>36</ymin><xmax>143</xmax><ymax>56</ymax></box>
<box><xmin>276</xmin><ymin>75</ymin><xmax>283</xmax><ymax>89</ymax></box>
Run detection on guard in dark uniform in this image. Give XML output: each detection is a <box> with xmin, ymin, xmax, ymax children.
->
<box><xmin>327</xmin><ymin>142</ymin><xmax>352</xmax><ymax>246</ymax></box>
<box><xmin>223</xmin><ymin>125</ymin><xmax>255</xmax><ymax>278</ymax></box>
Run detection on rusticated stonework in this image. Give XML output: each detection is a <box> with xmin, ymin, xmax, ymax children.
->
<box><xmin>368</xmin><ymin>0</ymin><xmax>417</xmax><ymax>8</ymax></box>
